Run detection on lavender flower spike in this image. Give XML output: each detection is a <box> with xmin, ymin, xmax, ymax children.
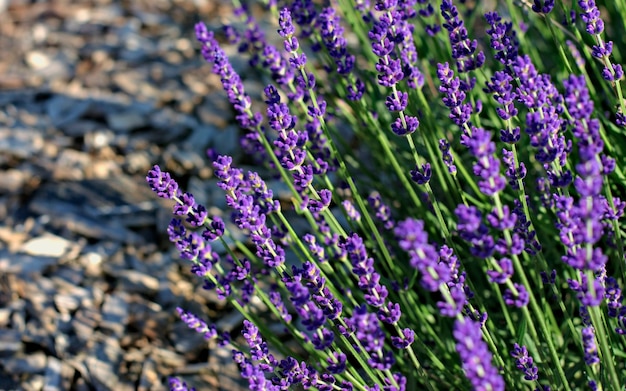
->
<box><xmin>195</xmin><ymin>22</ymin><xmax>263</xmax><ymax>153</ymax></box>
<box><xmin>578</xmin><ymin>0</ymin><xmax>624</xmax><ymax>82</ymax></box>
<box><xmin>169</xmin><ymin>378</ymin><xmax>196</xmax><ymax>391</ymax></box>
<box><xmin>510</xmin><ymin>343</ymin><xmax>539</xmax><ymax>381</ymax></box>
<box><xmin>395</xmin><ymin>218</ymin><xmax>448</xmax><ymax>291</ymax></box>
<box><xmin>454</xmin><ymin>318</ymin><xmax>504</xmax><ymax>390</ymax></box>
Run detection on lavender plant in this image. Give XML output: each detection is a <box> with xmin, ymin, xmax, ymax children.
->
<box><xmin>147</xmin><ymin>0</ymin><xmax>626</xmax><ymax>389</ymax></box>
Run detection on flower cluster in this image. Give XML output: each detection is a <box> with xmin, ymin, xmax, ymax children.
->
<box><xmin>367</xmin><ymin>0</ymin><xmax>420</xmax><ymax>136</ymax></box>
<box><xmin>146</xmin><ymin>2</ymin><xmax>626</xmax><ymax>390</ymax></box>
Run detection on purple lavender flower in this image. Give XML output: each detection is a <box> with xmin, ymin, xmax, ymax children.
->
<box><xmin>342</xmin><ymin>200</ymin><xmax>362</xmax><ymax>222</ymax></box>
<box><xmin>605</xmin><ymin>276</ymin><xmax>623</xmax><ymax>317</ymax></box>
<box><xmin>485</xmin><ymin>71</ymin><xmax>519</xmax><ymax>122</ymax></box>
<box><xmin>566</xmin><ymin>40</ymin><xmax>586</xmax><ymax>68</ymax></box>
<box><xmin>416</xmin><ymin>0</ymin><xmax>440</xmax><ymax>35</ymax></box>
<box><xmin>395</xmin><ymin>218</ymin><xmax>449</xmax><ymax>291</ymax></box>
<box><xmin>568</xmin><ymin>273</ymin><xmax>605</xmax><ymax>307</ymax></box>
<box><xmin>502</xmin><ymin>149</ymin><xmax>526</xmax><ymax>190</ymax></box>
<box><xmin>273</xmin><ymin>358</ymin><xmax>303</xmax><ymax>388</ymax></box>
<box><xmin>213</xmin><ymin>156</ymin><xmax>286</xmax><ymax>268</ymax></box>
<box><xmin>318</xmin><ymin>7</ymin><xmax>365</xmax><ymax>100</ymax></box>
<box><xmin>453</xmin><ymin>318</ymin><xmax>504</xmax><ymax>390</ymax></box>
<box><xmin>437</xmin><ymin>63</ymin><xmax>472</xmax><ymax>127</ymax></box>
<box><xmin>366</xmin><ymin>2</ymin><xmax>420</xmax><ymax>135</ymax></box>
<box><xmin>503</xmin><ymin>283</ymin><xmax>530</xmax><ymax>307</ymax></box>
<box><xmin>394</xmin><ymin>1</ymin><xmax>425</xmax><ymax>89</ymax></box>
<box><xmin>410</xmin><ymin>163</ymin><xmax>432</xmax><ymax>185</ymax></box>
<box><xmin>326</xmin><ymin>351</ymin><xmax>347</xmax><ymax>374</ymax></box>
<box><xmin>485</xmin><ymin>12</ymin><xmax>519</xmax><ymax>69</ymax></box>
<box><xmin>541</xmin><ymin>270</ymin><xmax>557</xmax><ymax>285</ymax></box>
<box><xmin>345</xmin><ymin>305</ymin><xmax>395</xmax><ymax>370</ymax></box>
<box><xmin>279</xmin><ymin>8</ymin><xmax>319</xmax><ymax>94</ymax></box>
<box><xmin>555</xmin><ymin>75</ymin><xmax>611</xmax><ymax>272</ymax></box>
<box><xmin>289</xmin><ymin>0</ymin><xmax>318</xmax><ymax>41</ymax></box>
<box><xmin>239</xmin><ymin>358</ymin><xmax>280</xmax><ymax>390</ymax></box>
<box><xmin>582</xmin><ymin>326</ymin><xmax>600</xmax><ymax>365</ymax></box>
<box><xmin>578</xmin><ymin>0</ymin><xmax>624</xmax><ymax>82</ymax></box>
<box><xmin>465</xmin><ymin>126</ymin><xmax>506</xmax><ymax>196</ymax></box>
<box><xmin>617</xmin><ymin>306</ymin><xmax>626</xmax><ymax>335</ymax></box>
<box><xmin>147</xmin><ymin>165</ymin><xmax>179</xmax><ymax>199</ymax></box>
<box><xmin>391</xmin><ymin>328</ymin><xmax>415</xmax><ymax>349</ymax></box>
<box><xmin>341</xmin><ymin>234</ymin><xmax>391</xmax><ymax>309</ymax></box>
<box><xmin>264</xmin><ymin>84</ymin><xmax>318</xmax><ymax>195</ymax></box>
<box><xmin>167</xmin><ymin>218</ymin><xmax>186</xmax><ymax>243</ymax></box>
<box><xmin>439</xmin><ymin>139</ymin><xmax>457</xmax><ymax>174</ymax></box>
<box><xmin>169</xmin><ymin>377</ymin><xmax>196</xmax><ymax>391</ymax></box>
<box><xmin>455</xmin><ymin>205</ymin><xmax>495</xmax><ymax>258</ymax></box>
<box><xmin>368</xmin><ymin>192</ymin><xmax>395</xmax><ymax>229</ymax></box>
<box><xmin>512</xmin><ymin>55</ymin><xmax>571</xmax><ymax>188</ymax></box>
<box><xmin>177</xmin><ymin>307</ymin><xmax>218</xmax><ymax>340</ymax></box>
<box><xmin>317</xmin><ymin>7</ymin><xmax>352</xmax><ymax>73</ymax></box>
<box><xmin>232</xmin><ymin>8</ymin><xmax>267</xmax><ymax>67</ymax></box>
<box><xmin>532</xmin><ymin>0</ymin><xmax>555</xmax><ymax>14</ymax></box>
<box><xmin>226</xmin><ymin>10</ymin><xmax>295</xmax><ymax>93</ymax></box>
<box><xmin>242</xmin><ymin>320</ymin><xmax>275</xmax><ymax>364</ymax></box>
<box><xmin>510</xmin><ymin>343</ymin><xmax>539</xmax><ymax>381</ymax></box>
<box><xmin>487</xmin><ymin>258</ymin><xmax>513</xmax><ymax>284</ymax></box>
<box><xmin>195</xmin><ymin>23</ymin><xmax>263</xmax><ymax>153</ymax></box>
<box><xmin>441</xmin><ymin>0</ymin><xmax>485</xmax><ymax>83</ymax></box>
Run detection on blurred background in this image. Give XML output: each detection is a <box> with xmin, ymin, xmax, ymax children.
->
<box><xmin>0</xmin><ymin>0</ymin><xmax>260</xmax><ymax>389</ymax></box>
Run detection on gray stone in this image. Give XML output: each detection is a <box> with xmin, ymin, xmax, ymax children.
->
<box><xmin>2</xmin><ymin>352</ymin><xmax>47</xmax><ymax>374</ymax></box>
<box><xmin>0</xmin><ymin>168</ymin><xmax>27</xmax><ymax>193</ymax></box>
<box><xmin>210</xmin><ymin>125</ymin><xmax>239</xmax><ymax>157</ymax></box>
<box><xmin>123</xmin><ymin>150</ymin><xmax>152</xmax><ymax>174</ymax></box>
<box><xmin>0</xmin><ymin>329</ymin><xmax>22</xmax><ymax>357</ymax></box>
<box><xmin>0</xmin><ymin>127</ymin><xmax>44</xmax><ymax>159</ymax></box>
<box><xmin>0</xmin><ymin>308</ymin><xmax>10</xmax><ymax>328</ymax></box>
<box><xmin>53</xmin><ymin>293</ymin><xmax>81</xmax><ymax>315</ymax></box>
<box><xmin>208</xmin><ymin>344</ymin><xmax>243</xmax><ymax>390</ymax></box>
<box><xmin>112</xmin><ymin>71</ymin><xmax>143</xmax><ymax>96</ymax></box>
<box><xmin>115</xmin><ymin>270</ymin><xmax>159</xmax><ymax>296</ymax></box>
<box><xmin>20</xmin><ymin>233</ymin><xmax>74</xmax><ymax>258</ymax></box>
<box><xmin>150</xmin><ymin>107</ymin><xmax>197</xmax><ymax>136</ymax></box>
<box><xmin>91</xmin><ymin>337</ymin><xmax>123</xmax><ymax>367</ymax></box>
<box><xmin>83</xmin><ymin>129</ymin><xmax>116</xmax><ymax>151</ymax></box>
<box><xmin>184</xmin><ymin>125</ymin><xmax>214</xmax><ymax>155</ymax></box>
<box><xmin>43</xmin><ymin>356</ymin><xmax>63</xmax><ymax>391</ymax></box>
<box><xmin>195</xmin><ymin>97</ymin><xmax>232</xmax><ymax>128</ymax></box>
<box><xmin>100</xmin><ymin>292</ymin><xmax>129</xmax><ymax>337</ymax></box>
<box><xmin>29</xmin><ymin>180</ymin><xmax>151</xmax><ymax>244</ymax></box>
<box><xmin>60</xmin><ymin>120</ymin><xmax>102</xmax><ymax>137</ymax></box>
<box><xmin>84</xmin><ymin>356</ymin><xmax>119</xmax><ymax>390</ymax></box>
<box><xmin>0</xmin><ymin>250</ymin><xmax>58</xmax><ymax>276</ymax></box>
<box><xmin>164</xmin><ymin>144</ymin><xmax>207</xmax><ymax>172</ymax></box>
<box><xmin>52</xmin><ymin>149</ymin><xmax>92</xmax><ymax>180</ymax></box>
<box><xmin>71</xmin><ymin>306</ymin><xmax>100</xmax><ymax>343</ymax></box>
<box><xmin>151</xmin><ymin>347</ymin><xmax>186</xmax><ymax>367</ymax></box>
<box><xmin>106</xmin><ymin>111</ymin><xmax>148</xmax><ymax>133</ymax></box>
<box><xmin>46</xmin><ymin>96</ymin><xmax>91</xmax><ymax>128</ymax></box>
<box><xmin>26</xmin><ymin>51</ymin><xmax>51</xmax><ymax>70</ymax></box>
<box><xmin>23</xmin><ymin>324</ymin><xmax>56</xmax><ymax>356</ymax></box>
<box><xmin>51</xmin><ymin>265</ymin><xmax>85</xmax><ymax>287</ymax></box>
<box><xmin>137</xmin><ymin>358</ymin><xmax>161</xmax><ymax>391</ymax></box>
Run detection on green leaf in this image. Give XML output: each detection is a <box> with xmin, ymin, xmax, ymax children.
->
<box><xmin>516</xmin><ymin>317</ymin><xmax>527</xmax><ymax>346</ymax></box>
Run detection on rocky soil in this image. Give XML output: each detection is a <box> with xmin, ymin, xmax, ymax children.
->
<box><xmin>0</xmin><ymin>0</ymin><xmax>261</xmax><ymax>389</ymax></box>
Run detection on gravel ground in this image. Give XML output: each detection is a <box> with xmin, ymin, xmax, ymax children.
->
<box><xmin>0</xmin><ymin>1</ymin><xmax>260</xmax><ymax>389</ymax></box>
